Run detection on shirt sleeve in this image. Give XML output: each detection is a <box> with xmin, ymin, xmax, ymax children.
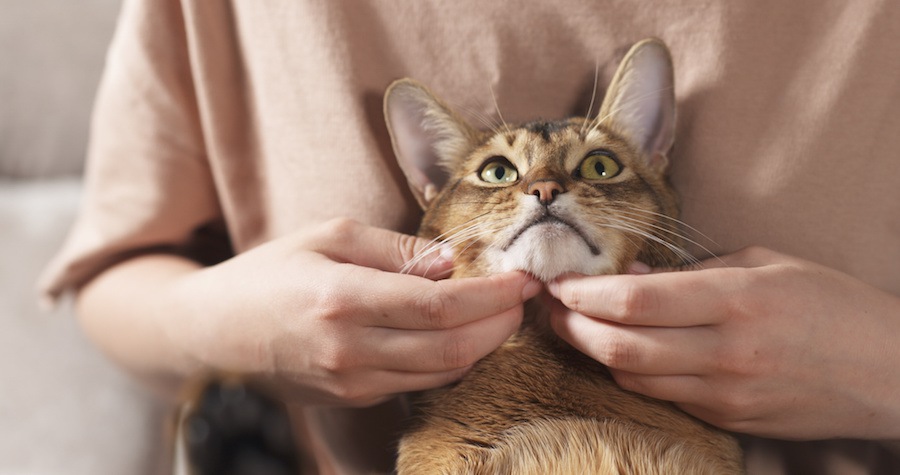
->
<box><xmin>39</xmin><ymin>0</ymin><xmax>225</xmax><ymax>303</ymax></box>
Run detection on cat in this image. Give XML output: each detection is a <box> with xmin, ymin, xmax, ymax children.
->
<box><xmin>384</xmin><ymin>39</ymin><xmax>744</xmax><ymax>474</ymax></box>
<box><xmin>173</xmin><ymin>376</ymin><xmax>303</xmax><ymax>475</ymax></box>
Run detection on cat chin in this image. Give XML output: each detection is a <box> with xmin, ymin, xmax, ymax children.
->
<box><xmin>487</xmin><ymin>225</ymin><xmax>616</xmax><ymax>282</ymax></box>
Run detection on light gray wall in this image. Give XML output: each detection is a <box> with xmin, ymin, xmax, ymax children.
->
<box><xmin>0</xmin><ymin>0</ymin><xmax>121</xmax><ymax>178</ymax></box>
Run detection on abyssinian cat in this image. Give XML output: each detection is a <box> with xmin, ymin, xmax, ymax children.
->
<box><xmin>384</xmin><ymin>39</ymin><xmax>743</xmax><ymax>473</ymax></box>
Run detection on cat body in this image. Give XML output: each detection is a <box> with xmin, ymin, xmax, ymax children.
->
<box><xmin>398</xmin><ymin>315</ymin><xmax>740</xmax><ymax>474</ymax></box>
<box><xmin>385</xmin><ymin>39</ymin><xmax>743</xmax><ymax>473</ymax></box>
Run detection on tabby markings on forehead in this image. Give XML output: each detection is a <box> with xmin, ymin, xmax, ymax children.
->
<box><xmin>486</xmin><ymin>124</ymin><xmax>589</xmax><ymax>170</ymax></box>
<box><xmin>523</xmin><ymin>120</ymin><xmax>573</xmax><ymax>142</ymax></box>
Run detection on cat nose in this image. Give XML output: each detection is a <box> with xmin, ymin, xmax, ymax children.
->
<box><xmin>527</xmin><ymin>180</ymin><xmax>565</xmax><ymax>205</ymax></box>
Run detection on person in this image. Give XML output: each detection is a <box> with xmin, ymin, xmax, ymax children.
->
<box><xmin>41</xmin><ymin>0</ymin><xmax>900</xmax><ymax>473</ymax></box>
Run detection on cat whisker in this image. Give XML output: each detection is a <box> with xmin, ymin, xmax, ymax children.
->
<box><xmin>604</xmin><ymin>206</ymin><xmax>726</xmax><ymax>267</ymax></box>
<box><xmin>441</xmin><ymin>226</ymin><xmax>498</xmax><ymax>250</ymax></box>
<box><xmin>605</xmin><ymin>222</ymin><xmax>648</xmax><ymax>263</ymax></box>
<box><xmin>401</xmin><ymin>214</ymin><xmax>509</xmax><ymax>275</ymax></box>
<box><xmin>401</xmin><ymin>217</ymin><xmax>492</xmax><ymax>274</ymax></box>
<box><xmin>596</xmin><ymin>218</ymin><xmax>701</xmax><ymax>268</ymax></box>
<box><xmin>457</xmin><ymin>104</ymin><xmax>506</xmax><ymax>138</ymax></box>
<box><xmin>579</xmin><ymin>61</ymin><xmax>601</xmax><ymax>138</ymax></box>
<box><xmin>424</xmin><ymin>214</ymin><xmax>520</xmax><ymax>278</ymax></box>
<box><xmin>437</xmin><ymin>199</ymin><xmax>508</xmax><ymax>207</ymax></box>
<box><xmin>437</xmin><ymin>225</ymin><xmax>505</xmax><ymax>277</ymax></box>
<box><xmin>452</xmin><ymin>226</ymin><xmax>520</xmax><ymax>279</ymax></box>
<box><xmin>606</xmin><ymin>211</ymin><xmax>696</xmax><ymax>250</ymax></box>
<box><xmin>489</xmin><ymin>85</ymin><xmax>512</xmax><ymax>136</ymax></box>
<box><xmin>613</xmin><ymin>206</ymin><xmax>720</xmax><ymax>247</ymax></box>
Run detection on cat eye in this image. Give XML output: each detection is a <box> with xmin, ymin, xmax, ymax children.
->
<box><xmin>479</xmin><ymin>157</ymin><xmax>519</xmax><ymax>184</ymax></box>
<box><xmin>578</xmin><ymin>151</ymin><xmax>622</xmax><ymax>180</ymax></box>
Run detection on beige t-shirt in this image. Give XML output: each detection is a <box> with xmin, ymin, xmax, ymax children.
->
<box><xmin>41</xmin><ymin>0</ymin><xmax>900</xmax><ymax>472</ymax></box>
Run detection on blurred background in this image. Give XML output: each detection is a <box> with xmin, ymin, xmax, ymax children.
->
<box><xmin>1</xmin><ymin>1</ymin><xmax>168</xmax><ymax>473</ymax></box>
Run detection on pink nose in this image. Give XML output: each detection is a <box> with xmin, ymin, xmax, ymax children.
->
<box><xmin>527</xmin><ymin>180</ymin><xmax>565</xmax><ymax>205</ymax></box>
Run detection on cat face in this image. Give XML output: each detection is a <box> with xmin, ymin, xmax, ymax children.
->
<box><xmin>386</xmin><ymin>39</ymin><xmax>682</xmax><ymax>281</ymax></box>
<box><xmin>417</xmin><ymin>118</ymin><xmax>678</xmax><ymax>280</ymax></box>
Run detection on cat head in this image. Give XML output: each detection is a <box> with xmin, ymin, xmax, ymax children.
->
<box><xmin>385</xmin><ymin>39</ymin><xmax>681</xmax><ymax>281</ymax></box>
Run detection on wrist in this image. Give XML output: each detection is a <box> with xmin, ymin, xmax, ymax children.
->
<box><xmin>165</xmin><ymin>255</ymin><xmax>278</xmax><ymax>379</ymax></box>
<box><xmin>853</xmin><ymin>291</ymin><xmax>900</xmax><ymax>440</ymax></box>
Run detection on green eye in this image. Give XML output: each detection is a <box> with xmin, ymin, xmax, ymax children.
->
<box><xmin>579</xmin><ymin>151</ymin><xmax>622</xmax><ymax>180</ymax></box>
<box><xmin>479</xmin><ymin>158</ymin><xmax>519</xmax><ymax>184</ymax></box>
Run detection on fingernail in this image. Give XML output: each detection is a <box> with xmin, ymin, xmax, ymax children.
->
<box><xmin>422</xmin><ymin>244</ymin><xmax>454</xmax><ymax>274</ymax></box>
<box><xmin>438</xmin><ymin>243</ymin><xmax>455</xmax><ymax>264</ymax></box>
<box><xmin>522</xmin><ymin>279</ymin><xmax>542</xmax><ymax>299</ymax></box>
<box><xmin>628</xmin><ymin>261</ymin><xmax>652</xmax><ymax>275</ymax></box>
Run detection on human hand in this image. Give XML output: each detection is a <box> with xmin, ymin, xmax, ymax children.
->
<box><xmin>172</xmin><ymin>218</ymin><xmax>541</xmax><ymax>407</ymax></box>
<box><xmin>548</xmin><ymin>247</ymin><xmax>900</xmax><ymax>440</ymax></box>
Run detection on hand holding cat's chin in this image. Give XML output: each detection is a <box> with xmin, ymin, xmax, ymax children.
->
<box><xmin>172</xmin><ymin>218</ymin><xmax>541</xmax><ymax>408</ymax></box>
<box><xmin>547</xmin><ymin>246</ymin><xmax>900</xmax><ymax>441</ymax></box>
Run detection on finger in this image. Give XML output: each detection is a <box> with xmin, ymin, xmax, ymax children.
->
<box><xmin>547</xmin><ymin>270</ymin><xmax>736</xmax><ymax>327</ymax></box>
<box><xmin>365</xmin><ymin>305</ymin><xmax>524</xmax><ymax>372</ymax></box>
<box><xmin>346</xmin><ymin>267</ymin><xmax>541</xmax><ymax>330</ymax></box>
<box><xmin>364</xmin><ymin>366</ymin><xmax>476</xmax><ymax>404</ymax></box>
<box><xmin>610</xmin><ymin>370</ymin><xmax>759</xmax><ymax>434</ymax></box>
<box><xmin>627</xmin><ymin>261</ymin><xmax>653</xmax><ymax>275</ymax></box>
<box><xmin>549</xmin><ymin>301</ymin><xmax>716</xmax><ymax>375</ymax></box>
<box><xmin>642</xmin><ymin>246</ymin><xmax>783</xmax><ymax>274</ymax></box>
<box><xmin>608</xmin><ymin>369</ymin><xmax>708</xmax><ymax>405</ymax></box>
<box><xmin>309</xmin><ymin>366</ymin><xmax>474</xmax><ymax>407</ymax></box>
<box><xmin>381</xmin><ymin>366</ymin><xmax>474</xmax><ymax>395</ymax></box>
<box><xmin>314</xmin><ymin>219</ymin><xmax>453</xmax><ymax>278</ymax></box>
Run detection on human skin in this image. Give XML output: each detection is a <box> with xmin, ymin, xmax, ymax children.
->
<box><xmin>75</xmin><ymin>218</ymin><xmax>541</xmax><ymax>406</ymax></box>
<box><xmin>548</xmin><ymin>246</ymin><xmax>900</xmax><ymax>441</ymax></box>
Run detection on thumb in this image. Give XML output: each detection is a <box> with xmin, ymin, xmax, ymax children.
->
<box><xmin>318</xmin><ymin>220</ymin><xmax>454</xmax><ymax>278</ymax></box>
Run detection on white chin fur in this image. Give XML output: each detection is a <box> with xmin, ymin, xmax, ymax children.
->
<box><xmin>487</xmin><ymin>222</ymin><xmax>615</xmax><ymax>282</ymax></box>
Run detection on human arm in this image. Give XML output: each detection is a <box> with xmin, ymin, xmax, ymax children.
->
<box><xmin>547</xmin><ymin>246</ymin><xmax>900</xmax><ymax>441</ymax></box>
<box><xmin>77</xmin><ymin>218</ymin><xmax>541</xmax><ymax>406</ymax></box>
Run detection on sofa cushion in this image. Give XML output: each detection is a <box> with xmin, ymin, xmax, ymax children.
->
<box><xmin>0</xmin><ymin>178</ymin><xmax>168</xmax><ymax>474</ymax></box>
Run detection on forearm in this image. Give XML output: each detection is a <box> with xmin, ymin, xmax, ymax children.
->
<box><xmin>75</xmin><ymin>253</ymin><xmax>206</xmax><ymax>397</ymax></box>
<box><xmin>73</xmin><ymin>219</ymin><xmax>539</xmax><ymax>411</ymax></box>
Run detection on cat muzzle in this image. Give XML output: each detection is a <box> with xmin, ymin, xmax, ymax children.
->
<box><xmin>504</xmin><ymin>213</ymin><xmax>600</xmax><ymax>256</ymax></box>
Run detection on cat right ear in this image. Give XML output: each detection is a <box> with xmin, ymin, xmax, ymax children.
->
<box><xmin>384</xmin><ymin>79</ymin><xmax>479</xmax><ymax>209</ymax></box>
<box><xmin>598</xmin><ymin>39</ymin><xmax>676</xmax><ymax>173</ymax></box>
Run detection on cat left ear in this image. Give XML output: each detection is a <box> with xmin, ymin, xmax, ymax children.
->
<box><xmin>384</xmin><ymin>79</ymin><xmax>479</xmax><ymax>209</ymax></box>
<box><xmin>598</xmin><ymin>39</ymin><xmax>676</xmax><ymax>173</ymax></box>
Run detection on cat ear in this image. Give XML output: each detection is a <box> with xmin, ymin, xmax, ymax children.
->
<box><xmin>598</xmin><ymin>39</ymin><xmax>675</xmax><ymax>172</ymax></box>
<box><xmin>384</xmin><ymin>79</ymin><xmax>479</xmax><ymax>209</ymax></box>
